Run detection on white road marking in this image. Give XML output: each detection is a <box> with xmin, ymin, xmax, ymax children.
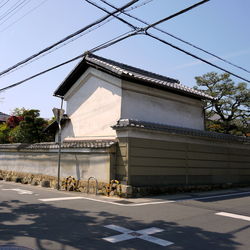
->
<box><xmin>39</xmin><ymin>197</ymin><xmax>85</xmax><ymax>202</ymax></box>
<box><xmin>37</xmin><ymin>190</ymin><xmax>250</xmax><ymax>207</ymax></box>
<box><xmin>2</xmin><ymin>188</ymin><xmax>33</xmax><ymax>195</ymax></box>
<box><xmin>216</xmin><ymin>212</ymin><xmax>250</xmax><ymax>222</ymax></box>
<box><xmin>103</xmin><ymin>224</ymin><xmax>173</xmax><ymax>246</ymax></box>
<box><xmin>105</xmin><ymin>224</ymin><xmax>133</xmax><ymax>233</ymax></box>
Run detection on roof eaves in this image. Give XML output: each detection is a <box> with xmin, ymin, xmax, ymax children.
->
<box><xmin>54</xmin><ymin>53</ymin><xmax>214</xmax><ymax>100</ymax></box>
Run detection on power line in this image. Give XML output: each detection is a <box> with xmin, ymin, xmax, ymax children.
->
<box><xmin>0</xmin><ymin>1</ymin><xmax>213</xmax><ymax>92</ymax></box>
<box><xmin>0</xmin><ymin>0</ymin><xmax>139</xmax><ymax>77</ymax></box>
<box><xmin>0</xmin><ymin>0</ymin><xmax>151</xmax><ymax>78</ymax></box>
<box><xmin>93</xmin><ymin>0</ymin><xmax>250</xmax><ymax>82</ymax></box>
<box><xmin>145</xmin><ymin>32</ymin><xmax>250</xmax><ymax>83</ymax></box>
<box><xmin>0</xmin><ymin>16</ymin><xmax>115</xmax><ymax>76</ymax></box>
<box><xmin>0</xmin><ymin>0</ymin><xmax>31</xmax><ymax>26</ymax></box>
<box><xmin>0</xmin><ymin>54</ymin><xmax>85</xmax><ymax>92</ymax></box>
<box><xmin>89</xmin><ymin>30</ymin><xmax>137</xmax><ymax>53</ymax></box>
<box><xmin>0</xmin><ymin>0</ymin><xmax>27</xmax><ymax>22</ymax></box>
<box><xmin>0</xmin><ymin>30</ymin><xmax>136</xmax><ymax>92</ymax></box>
<box><xmin>100</xmin><ymin>0</ymin><xmax>250</xmax><ymax>74</ymax></box>
<box><xmin>0</xmin><ymin>0</ymin><xmax>11</xmax><ymax>10</ymax></box>
<box><xmin>0</xmin><ymin>0</ymin><xmax>48</xmax><ymax>33</ymax></box>
<box><xmin>85</xmin><ymin>0</ymin><xmax>138</xmax><ymax>30</ymax></box>
<box><xmin>121</xmin><ymin>0</ymin><xmax>155</xmax><ymax>13</ymax></box>
<box><xmin>145</xmin><ymin>0</ymin><xmax>209</xmax><ymax>31</ymax></box>
<box><xmin>2</xmin><ymin>0</ymin><xmax>250</xmax><ymax>92</ymax></box>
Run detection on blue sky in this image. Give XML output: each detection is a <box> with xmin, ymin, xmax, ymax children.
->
<box><xmin>0</xmin><ymin>0</ymin><xmax>249</xmax><ymax>118</ymax></box>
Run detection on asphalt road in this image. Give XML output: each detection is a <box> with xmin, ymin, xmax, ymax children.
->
<box><xmin>0</xmin><ymin>180</ymin><xmax>250</xmax><ymax>250</ymax></box>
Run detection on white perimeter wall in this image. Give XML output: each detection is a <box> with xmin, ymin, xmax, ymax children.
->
<box><xmin>121</xmin><ymin>81</ymin><xmax>204</xmax><ymax>130</ymax></box>
<box><xmin>0</xmin><ymin>150</ymin><xmax>111</xmax><ymax>182</ymax></box>
<box><xmin>62</xmin><ymin>68</ymin><xmax>122</xmax><ymax>140</ymax></box>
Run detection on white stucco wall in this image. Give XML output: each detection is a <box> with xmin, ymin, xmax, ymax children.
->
<box><xmin>121</xmin><ymin>81</ymin><xmax>204</xmax><ymax>130</ymax></box>
<box><xmin>0</xmin><ymin>150</ymin><xmax>111</xmax><ymax>182</ymax></box>
<box><xmin>60</xmin><ymin>68</ymin><xmax>205</xmax><ymax>140</ymax></box>
<box><xmin>62</xmin><ymin>68</ymin><xmax>122</xmax><ymax>140</ymax></box>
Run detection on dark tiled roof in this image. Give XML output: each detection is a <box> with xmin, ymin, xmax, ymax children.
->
<box><xmin>112</xmin><ymin>119</ymin><xmax>250</xmax><ymax>143</ymax></box>
<box><xmin>0</xmin><ymin>140</ymin><xmax>116</xmax><ymax>150</ymax></box>
<box><xmin>54</xmin><ymin>53</ymin><xmax>213</xmax><ymax>100</ymax></box>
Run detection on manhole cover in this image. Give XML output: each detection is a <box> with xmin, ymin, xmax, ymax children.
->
<box><xmin>114</xmin><ymin>200</ymin><xmax>134</xmax><ymax>204</ymax></box>
<box><xmin>0</xmin><ymin>246</ymin><xmax>33</xmax><ymax>250</ymax></box>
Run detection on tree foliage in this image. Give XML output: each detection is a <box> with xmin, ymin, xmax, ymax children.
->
<box><xmin>0</xmin><ymin>123</ymin><xmax>10</xmax><ymax>143</ymax></box>
<box><xmin>0</xmin><ymin>108</ymin><xmax>54</xmax><ymax>143</ymax></box>
<box><xmin>194</xmin><ymin>72</ymin><xmax>250</xmax><ymax>135</ymax></box>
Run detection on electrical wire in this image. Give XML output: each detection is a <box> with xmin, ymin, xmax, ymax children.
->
<box><xmin>0</xmin><ymin>30</ymin><xmax>136</xmax><ymax>92</ymax></box>
<box><xmin>0</xmin><ymin>0</ymin><xmax>153</xmax><ymax>77</ymax></box>
<box><xmin>85</xmin><ymin>0</ymin><xmax>138</xmax><ymax>30</ymax></box>
<box><xmin>100</xmin><ymin>0</ymin><xmax>250</xmax><ymax>74</ymax></box>
<box><xmin>89</xmin><ymin>30</ymin><xmax>137</xmax><ymax>53</ymax></box>
<box><xmin>122</xmin><ymin>0</ymin><xmax>155</xmax><ymax>13</ymax></box>
<box><xmin>0</xmin><ymin>0</ymin><xmax>213</xmax><ymax>92</ymax></box>
<box><xmin>0</xmin><ymin>0</ymin><xmax>31</xmax><ymax>26</ymax></box>
<box><xmin>0</xmin><ymin>0</ymin><xmax>48</xmax><ymax>33</ymax></box>
<box><xmin>0</xmin><ymin>0</ymin><xmax>27</xmax><ymax>21</ymax></box>
<box><xmin>1</xmin><ymin>0</ymin><xmax>250</xmax><ymax>92</ymax></box>
<box><xmin>145</xmin><ymin>0</ymin><xmax>210</xmax><ymax>31</ymax></box>
<box><xmin>0</xmin><ymin>0</ymin><xmax>11</xmax><ymax>10</ymax></box>
<box><xmin>0</xmin><ymin>0</ymin><xmax>139</xmax><ymax>77</ymax></box>
<box><xmin>0</xmin><ymin>0</ymin><xmax>154</xmax><ymax>78</ymax></box>
<box><xmin>0</xmin><ymin>54</ymin><xmax>85</xmax><ymax>92</ymax></box>
<box><xmin>145</xmin><ymin>32</ymin><xmax>250</xmax><ymax>83</ymax></box>
<box><xmin>0</xmin><ymin>16</ymin><xmax>114</xmax><ymax>76</ymax></box>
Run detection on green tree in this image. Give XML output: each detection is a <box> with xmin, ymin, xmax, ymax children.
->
<box><xmin>11</xmin><ymin>107</ymin><xmax>26</xmax><ymax>116</ymax></box>
<box><xmin>0</xmin><ymin>123</ymin><xmax>10</xmax><ymax>143</ymax></box>
<box><xmin>194</xmin><ymin>72</ymin><xmax>250</xmax><ymax>135</ymax></box>
<box><xmin>12</xmin><ymin>109</ymin><xmax>51</xmax><ymax>143</ymax></box>
<box><xmin>2</xmin><ymin>108</ymin><xmax>54</xmax><ymax>143</ymax></box>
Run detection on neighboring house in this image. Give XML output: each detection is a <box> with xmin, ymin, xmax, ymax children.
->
<box><xmin>0</xmin><ymin>112</ymin><xmax>9</xmax><ymax>124</ymax></box>
<box><xmin>54</xmin><ymin>53</ymin><xmax>213</xmax><ymax>141</ymax></box>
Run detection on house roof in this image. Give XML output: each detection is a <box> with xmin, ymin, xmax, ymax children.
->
<box><xmin>54</xmin><ymin>53</ymin><xmax>213</xmax><ymax>100</ymax></box>
<box><xmin>0</xmin><ymin>112</ymin><xmax>9</xmax><ymax>122</ymax></box>
<box><xmin>112</xmin><ymin>119</ymin><xmax>250</xmax><ymax>143</ymax></box>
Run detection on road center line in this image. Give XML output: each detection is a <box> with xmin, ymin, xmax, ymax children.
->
<box><xmin>216</xmin><ymin>212</ymin><xmax>250</xmax><ymax>222</ymax></box>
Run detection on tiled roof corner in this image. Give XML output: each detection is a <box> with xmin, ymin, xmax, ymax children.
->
<box><xmin>86</xmin><ymin>54</ymin><xmax>214</xmax><ymax>100</ymax></box>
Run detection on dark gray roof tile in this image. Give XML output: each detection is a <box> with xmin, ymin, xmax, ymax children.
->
<box><xmin>54</xmin><ymin>53</ymin><xmax>214</xmax><ymax>100</ymax></box>
<box><xmin>112</xmin><ymin>119</ymin><xmax>250</xmax><ymax>143</ymax></box>
<box><xmin>0</xmin><ymin>140</ymin><xmax>116</xmax><ymax>150</ymax></box>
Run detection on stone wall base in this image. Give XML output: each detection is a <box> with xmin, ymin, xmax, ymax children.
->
<box><xmin>0</xmin><ymin>170</ymin><xmax>129</xmax><ymax>197</ymax></box>
<box><xmin>1</xmin><ymin>170</ymin><xmax>249</xmax><ymax>198</ymax></box>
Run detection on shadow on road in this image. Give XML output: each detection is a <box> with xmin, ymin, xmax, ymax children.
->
<box><xmin>0</xmin><ymin>199</ymin><xmax>241</xmax><ymax>250</ymax></box>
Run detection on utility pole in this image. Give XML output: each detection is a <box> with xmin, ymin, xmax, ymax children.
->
<box><xmin>53</xmin><ymin>98</ymin><xmax>64</xmax><ymax>190</ymax></box>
